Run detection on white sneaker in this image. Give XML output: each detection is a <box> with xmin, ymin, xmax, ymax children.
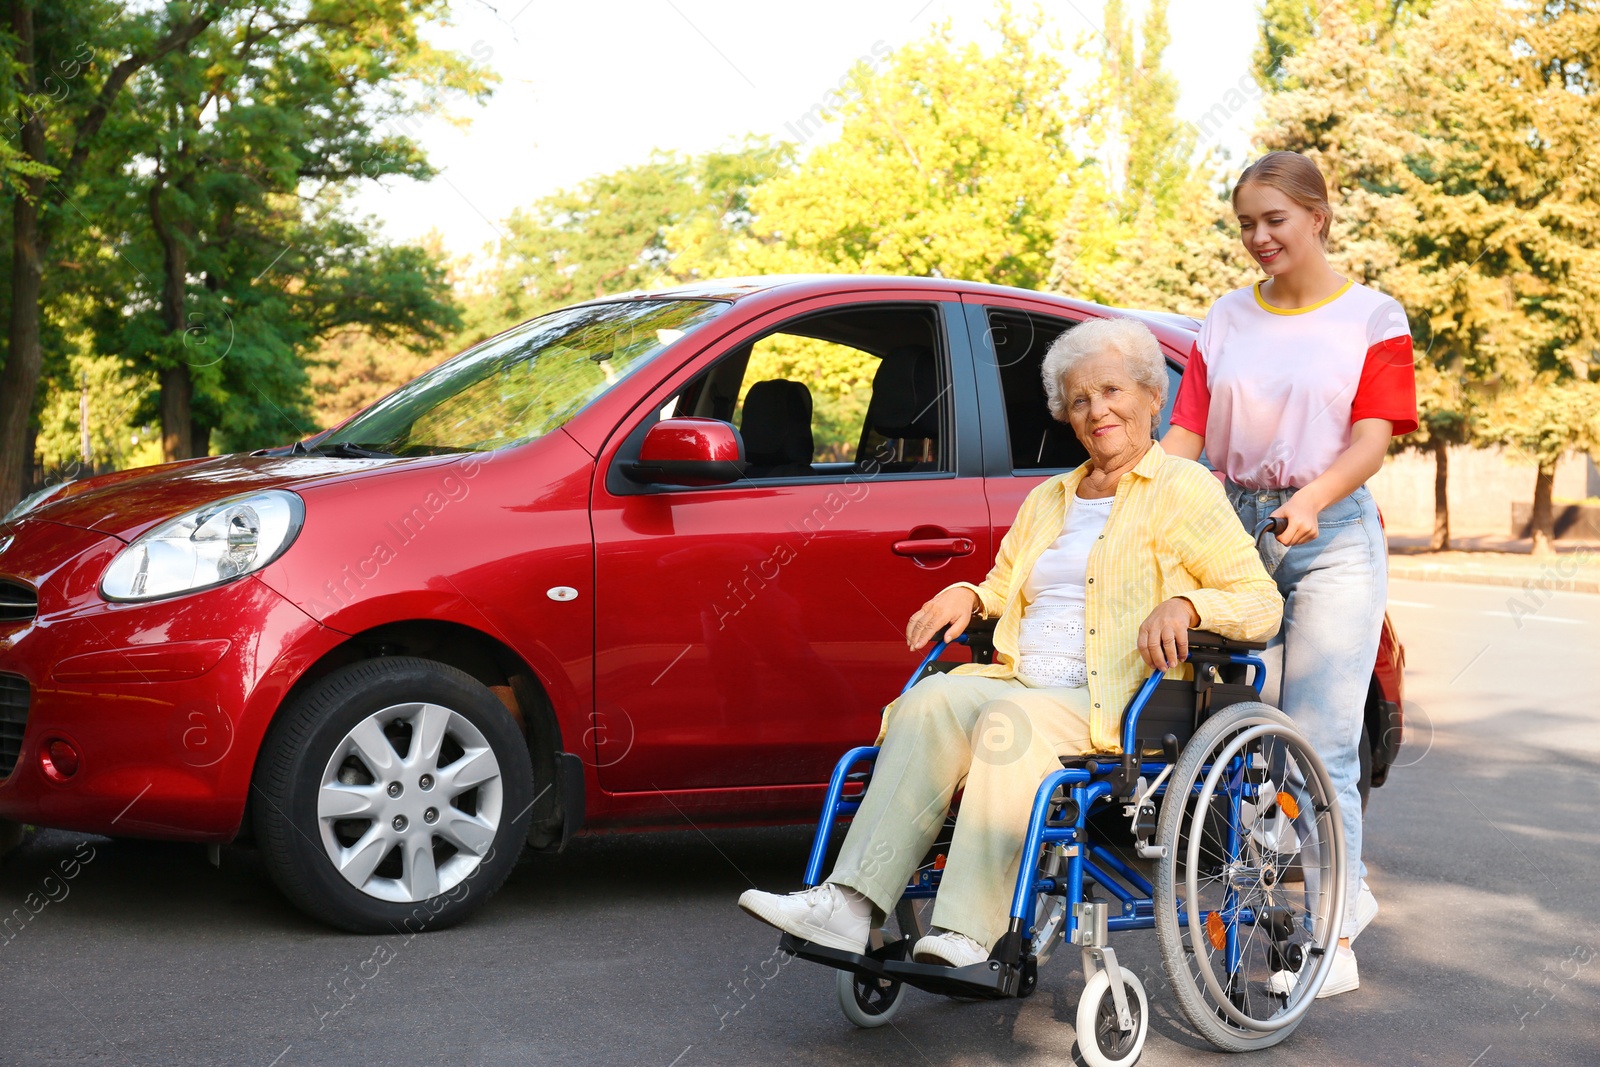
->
<box><xmin>737</xmin><ymin>883</ymin><xmax>869</xmax><ymax>954</ymax></box>
<box><xmin>912</xmin><ymin>930</ymin><xmax>989</xmax><ymax>968</ymax></box>
<box><xmin>1244</xmin><ymin>780</ymin><xmax>1301</xmax><ymax>855</ymax></box>
<box><xmin>1350</xmin><ymin>881</ymin><xmax>1378</xmax><ymax>943</ymax></box>
<box><xmin>1268</xmin><ymin>943</ymin><xmax>1359</xmax><ymax>999</ymax></box>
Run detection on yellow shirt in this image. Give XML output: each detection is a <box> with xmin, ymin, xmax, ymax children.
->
<box><xmin>886</xmin><ymin>444</ymin><xmax>1284</xmax><ymax>752</ymax></box>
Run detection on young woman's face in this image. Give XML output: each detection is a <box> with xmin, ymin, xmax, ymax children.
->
<box><xmin>1233</xmin><ymin>182</ymin><xmax>1325</xmax><ymax>276</ymax></box>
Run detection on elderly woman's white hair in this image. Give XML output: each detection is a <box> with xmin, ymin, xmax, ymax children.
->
<box><xmin>1040</xmin><ymin>316</ymin><xmax>1168</xmax><ymax>434</ymax></box>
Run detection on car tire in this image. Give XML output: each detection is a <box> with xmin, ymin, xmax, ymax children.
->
<box><xmin>253</xmin><ymin>656</ymin><xmax>533</xmax><ymax>933</ymax></box>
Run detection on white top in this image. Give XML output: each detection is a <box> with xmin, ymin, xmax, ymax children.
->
<box><xmin>1016</xmin><ymin>493</ymin><xmax>1114</xmax><ymax>688</ymax></box>
<box><xmin>1170</xmin><ymin>279</ymin><xmax>1417</xmax><ymax>490</ymax></box>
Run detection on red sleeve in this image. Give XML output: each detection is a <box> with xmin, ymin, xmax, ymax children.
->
<box><xmin>1351</xmin><ymin>335</ymin><xmax>1418</xmax><ymax>435</ymax></box>
<box><xmin>1169</xmin><ymin>339</ymin><xmax>1211</xmax><ymax>435</ymax></box>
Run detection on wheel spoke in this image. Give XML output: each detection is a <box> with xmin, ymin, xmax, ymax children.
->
<box><xmin>411</xmin><ymin>703</ymin><xmax>451</xmax><ymax>771</ymax></box>
<box><xmin>339</xmin><ymin>829</ymin><xmax>394</xmax><ymax>886</ymax></box>
<box><xmin>346</xmin><ymin>718</ymin><xmax>401</xmax><ymax>778</ymax></box>
<box><xmin>401</xmin><ymin>835</ymin><xmax>440</xmax><ymax>900</ymax></box>
<box><xmin>437</xmin><ymin>809</ymin><xmax>496</xmax><ymax>856</ymax></box>
<box><xmin>319</xmin><ymin>782</ymin><xmax>383</xmax><ymax>820</ymax></box>
<box><xmin>440</xmin><ymin>746</ymin><xmax>499</xmax><ymax>794</ymax></box>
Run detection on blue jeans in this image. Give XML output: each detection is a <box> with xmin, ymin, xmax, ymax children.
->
<box><xmin>1226</xmin><ymin>482</ymin><xmax>1386</xmax><ymax>940</ymax></box>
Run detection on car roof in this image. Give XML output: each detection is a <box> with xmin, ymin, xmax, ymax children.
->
<box><xmin>597</xmin><ymin>274</ymin><xmax>1201</xmax><ymax>349</ymax></box>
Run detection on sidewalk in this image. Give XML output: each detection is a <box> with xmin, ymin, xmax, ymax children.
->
<box><xmin>1386</xmin><ymin>534</ymin><xmax>1600</xmax><ymax>594</ymax></box>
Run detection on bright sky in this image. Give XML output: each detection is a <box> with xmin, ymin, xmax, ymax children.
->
<box><xmin>352</xmin><ymin>0</ymin><xmax>1265</xmax><ymax>259</ymax></box>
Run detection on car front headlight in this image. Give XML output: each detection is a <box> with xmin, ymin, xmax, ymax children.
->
<box><xmin>101</xmin><ymin>490</ymin><xmax>304</xmax><ymax>602</ymax></box>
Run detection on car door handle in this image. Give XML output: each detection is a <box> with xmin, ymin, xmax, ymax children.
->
<box><xmin>892</xmin><ymin>537</ymin><xmax>975</xmax><ymax>558</ymax></box>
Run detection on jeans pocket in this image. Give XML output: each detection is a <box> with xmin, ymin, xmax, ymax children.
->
<box><xmin>1316</xmin><ymin>493</ymin><xmax>1364</xmax><ymax>528</ymax></box>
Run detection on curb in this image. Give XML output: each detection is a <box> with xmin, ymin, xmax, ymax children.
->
<box><xmin>1387</xmin><ymin>563</ymin><xmax>1600</xmax><ymax>595</ymax></box>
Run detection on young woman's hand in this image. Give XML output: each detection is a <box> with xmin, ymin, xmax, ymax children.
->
<box><xmin>906</xmin><ymin>587</ymin><xmax>982</xmax><ymax>651</ymax></box>
<box><xmin>1137</xmin><ymin>597</ymin><xmax>1202</xmax><ymax>671</ymax></box>
<box><xmin>1269</xmin><ymin>491</ymin><xmax>1323</xmax><ymax>546</ymax></box>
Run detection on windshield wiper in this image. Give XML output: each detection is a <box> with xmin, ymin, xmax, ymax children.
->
<box><xmin>309</xmin><ymin>441</ymin><xmax>397</xmax><ymax>459</ymax></box>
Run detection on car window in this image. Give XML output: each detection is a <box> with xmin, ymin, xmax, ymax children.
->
<box><xmin>984</xmin><ymin>308</ymin><xmax>1186</xmax><ymax>472</ymax></box>
<box><xmin>666</xmin><ymin>303</ymin><xmax>951</xmax><ymax>481</ymax></box>
<box><xmin>322</xmin><ymin>298</ymin><xmax>728</xmax><ymax>455</ymax></box>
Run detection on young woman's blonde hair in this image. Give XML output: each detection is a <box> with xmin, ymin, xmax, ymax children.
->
<box><xmin>1233</xmin><ymin>150</ymin><xmax>1333</xmax><ymax>247</ymax></box>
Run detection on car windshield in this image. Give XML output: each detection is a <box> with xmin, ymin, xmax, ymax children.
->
<box><xmin>316</xmin><ymin>298</ymin><xmax>728</xmax><ymax>456</ymax></box>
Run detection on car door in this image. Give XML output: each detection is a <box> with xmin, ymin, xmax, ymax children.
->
<box><xmin>963</xmin><ymin>295</ymin><xmax>1185</xmax><ymax>538</ymax></box>
<box><xmin>589</xmin><ymin>294</ymin><xmax>990</xmax><ymax>793</ymax></box>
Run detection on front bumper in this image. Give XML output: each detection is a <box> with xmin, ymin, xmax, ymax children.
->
<box><xmin>0</xmin><ymin>518</ymin><xmax>342</xmax><ymax>840</ymax></box>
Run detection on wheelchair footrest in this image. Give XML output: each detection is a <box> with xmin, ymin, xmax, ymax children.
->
<box><xmin>878</xmin><ymin>956</ymin><xmax>1018</xmax><ymax>1000</ymax></box>
<box><xmin>778</xmin><ymin>932</ymin><xmax>908</xmax><ymax>980</ymax></box>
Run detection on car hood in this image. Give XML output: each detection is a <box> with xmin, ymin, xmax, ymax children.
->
<box><xmin>28</xmin><ymin>452</ymin><xmax>450</xmax><ymax>542</ymax></box>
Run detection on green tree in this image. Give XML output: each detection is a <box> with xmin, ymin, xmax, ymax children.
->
<box><xmin>687</xmin><ymin>5</ymin><xmax>1086</xmax><ymax>290</ymax></box>
<box><xmin>1255</xmin><ymin>0</ymin><xmax>1600</xmax><ymax>552</ymax></box>
<box><xmin>95</xmin><ymin>0</ymin><xmax>491</xmax><ymax>459</ymax></box>
<box><xmin>479</xmin><ymin>138</ymin><xmax>788</xmax><ymax>332</ymax></box>
<box><xmin>1</xmin><ymin>0</ymin><xmax>219</xmax><ymax>512</ymax></box>
<box><xmin>1048</xmin><ymin>0</ymin><xmax>1255</xmax><ymax>316</ymax></box>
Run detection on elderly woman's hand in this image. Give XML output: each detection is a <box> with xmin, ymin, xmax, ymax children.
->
<box><xmin>906</xmin><ymin>587</ymin><xmax>983</xmax><ymax>651</ymax></box>
<box><xmin>1137</xmin><ymin>597</ymin><xmax>1201</xmax><ymax>671</ymax></box>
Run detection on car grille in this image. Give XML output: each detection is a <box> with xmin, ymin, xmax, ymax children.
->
<box><xmin>0</xmin><ymin>674</ymin><xmax>27</xmax><ymax>777</ymax></box>
<box><xmin>0</xmin><ymin>579</ymin><xmax>36</xmax><ymax>622</ymax></box>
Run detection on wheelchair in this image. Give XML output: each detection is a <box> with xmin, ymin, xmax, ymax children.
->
<box><xmin>780</xmin><ymin>532</ymin><xmax>1346</xmax><ymax>1066</ymax></box>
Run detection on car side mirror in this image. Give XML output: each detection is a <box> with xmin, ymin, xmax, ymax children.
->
<box><xmin>622</xmin><ymin>417</ymin><xmax>747</xmax><ymax>487</ymax></box>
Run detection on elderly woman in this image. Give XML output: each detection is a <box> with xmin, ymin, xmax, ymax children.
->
<box><xmin>739</xmin><ymin>317</ymin><xmax>1284</xmax><ymax>968</ymax></box>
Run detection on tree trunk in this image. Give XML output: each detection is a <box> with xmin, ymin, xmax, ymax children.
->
<box><xmin>1429</xmin><ymin>438</ymin><xmax>1451</xmax><ymax>551</ymax></box>
<box><xmin>0</xmin><ymin>0</ymin><xmax>45</xmax><ymax>515</ymax></box>
<box><xmin>151</xmin><ymin>175</ymin><xmax>197</xmax><ymax>461</ymax></box>
<box><xmin>160</xmin><ymin>366</ymin><xmax>193</xmax><ymax>460</ymax></box>
<box><xmin>1530</xmin><ymin>459</ymin><xmax>1557</xmax><ymax>556</ymax></box>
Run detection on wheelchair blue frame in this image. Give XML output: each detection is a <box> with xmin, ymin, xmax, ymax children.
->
<box><xmin>798</xmin><ymin>631</ymin><xmax>1270</xmax><ymax>959</ymax></box>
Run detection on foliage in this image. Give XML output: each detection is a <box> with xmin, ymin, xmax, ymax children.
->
<box><xmin>676</xmin><ymin>5</ymin><xmax>1087</xmax><ymax>290</ymax></box>
<box><xmin>94</xmin><ymin>0</ymin><xmax>491</xmax><ymax>457</ymax></box>
<box><xmin>479</xmin><ymin>139</ymin><xmax>789</xmax><ymax>329</ymax></box>
<box><xmin>1048</xmin><ymin>0</ymin><xmax>1256</xmax><ymax>316</ymax></box>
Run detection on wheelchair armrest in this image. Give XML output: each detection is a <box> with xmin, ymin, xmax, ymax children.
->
<box><xmin>1186</xmin><ymin>629</ymin><xmax>1266</xmax><ymax>654</ymax></box>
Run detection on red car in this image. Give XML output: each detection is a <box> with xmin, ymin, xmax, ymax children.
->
<box><xmin>0</xmin><ymin>276</ymin><xmax>1405</xmax><ymax>931</ymax></box>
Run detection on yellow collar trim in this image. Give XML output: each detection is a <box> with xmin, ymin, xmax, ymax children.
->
<box><xmin>1253</xmin><ymin>278</ymin><xmax>1352</xmax><ymax>316</ymax></box>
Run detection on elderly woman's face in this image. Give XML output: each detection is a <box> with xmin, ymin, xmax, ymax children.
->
<box><xmin>1061</xmin><ymin>351</ymin><xmax>1161</xmax><ymax>466</ymax></box>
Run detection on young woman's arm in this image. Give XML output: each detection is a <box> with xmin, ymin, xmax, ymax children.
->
<box><xmin>1161</xmin><ymin>425</ymin><xmax>1205</xmax><ymax>461</ymax></box>
<box><xmin>1270</xmin><ymin>418</ymin><xmax>1392</xmax><ymax>545</ymax></box>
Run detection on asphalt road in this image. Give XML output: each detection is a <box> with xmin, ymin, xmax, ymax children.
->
<box><xmin>1</xmin><ymin>577</ymin><xmax>1596</xmax><ymax>1067</ymax></box>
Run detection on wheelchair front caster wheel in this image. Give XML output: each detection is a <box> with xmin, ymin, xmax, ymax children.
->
<box><xmin>1076</xmin><ymin>969</ymin><xmax>1148</xmax><ymax>1067</ymax></box>
<box><xmin>836</xmin><ymin>968</ymin><xmax>906</xmax><ymax>1028</ymax></box>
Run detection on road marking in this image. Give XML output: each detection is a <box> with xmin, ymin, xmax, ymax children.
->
<box><xmin>1481</xmin><ymin>611</ymin><xmax>1584</xmax><ymax>625</ymax></box>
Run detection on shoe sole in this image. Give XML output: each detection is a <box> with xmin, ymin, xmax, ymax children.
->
<box><xmin>1316</xmin><ymin>970</ymin><xmax>1360</xmax><ymax>998</ymax></box>
<box><xmin>911</xmin><ymin>942</ymin><xmax>987</xmax><ymax>968</ymax></box>
<box><xmin>738</xmin><ymin>893</ymin><xmax>866</xmax><ymax>955</ymax></box>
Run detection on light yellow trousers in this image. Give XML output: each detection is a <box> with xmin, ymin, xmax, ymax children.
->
<box><xmin>829</xmin><ymin>670</ymin><xmax>1094</xmax><ymax>950</ymax></box>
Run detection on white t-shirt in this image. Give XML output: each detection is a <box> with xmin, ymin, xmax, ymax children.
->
<box><xmin>1016</xmin><ymin>494</ymin><xmax>1115</xmax><ymax>688</ymax></box>
<box><xmin>1170</xmin><ymin>279</ymin><xmax>1418</xmax><ymax>490</ymax></box>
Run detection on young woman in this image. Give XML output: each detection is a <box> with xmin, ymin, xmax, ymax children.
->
<box><xmin>1162</xmin><ymin>150</ymin><xmax>1417</xmax><ymax>998</ymax></box>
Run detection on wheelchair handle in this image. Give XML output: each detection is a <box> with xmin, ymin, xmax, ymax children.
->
<box><xmin>1252</xmin><ymin>515</ymin><xmax>1286</xmax><ymax>545</ymax></box>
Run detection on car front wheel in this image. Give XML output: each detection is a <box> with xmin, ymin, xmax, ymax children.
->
<box><xmin>253</xmin><ymin>657</ymin><xmax>534</xmax><ymax>933</ymax></box>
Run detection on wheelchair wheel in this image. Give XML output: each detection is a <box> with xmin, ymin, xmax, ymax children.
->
<box><xmin>1153</xmin><ymin>702</ymin><xmax>1346</xmax><ymax>1052</ymax></box>
<box><xmin>837</xmin><ymin>967</ymin><xmax>906</xmax><ymax>1028</ymax></box>
<box><xmin>1075</xmin><ymin>968</ymin><xmax>1148</xmax><ymax>1067</ymax></box>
